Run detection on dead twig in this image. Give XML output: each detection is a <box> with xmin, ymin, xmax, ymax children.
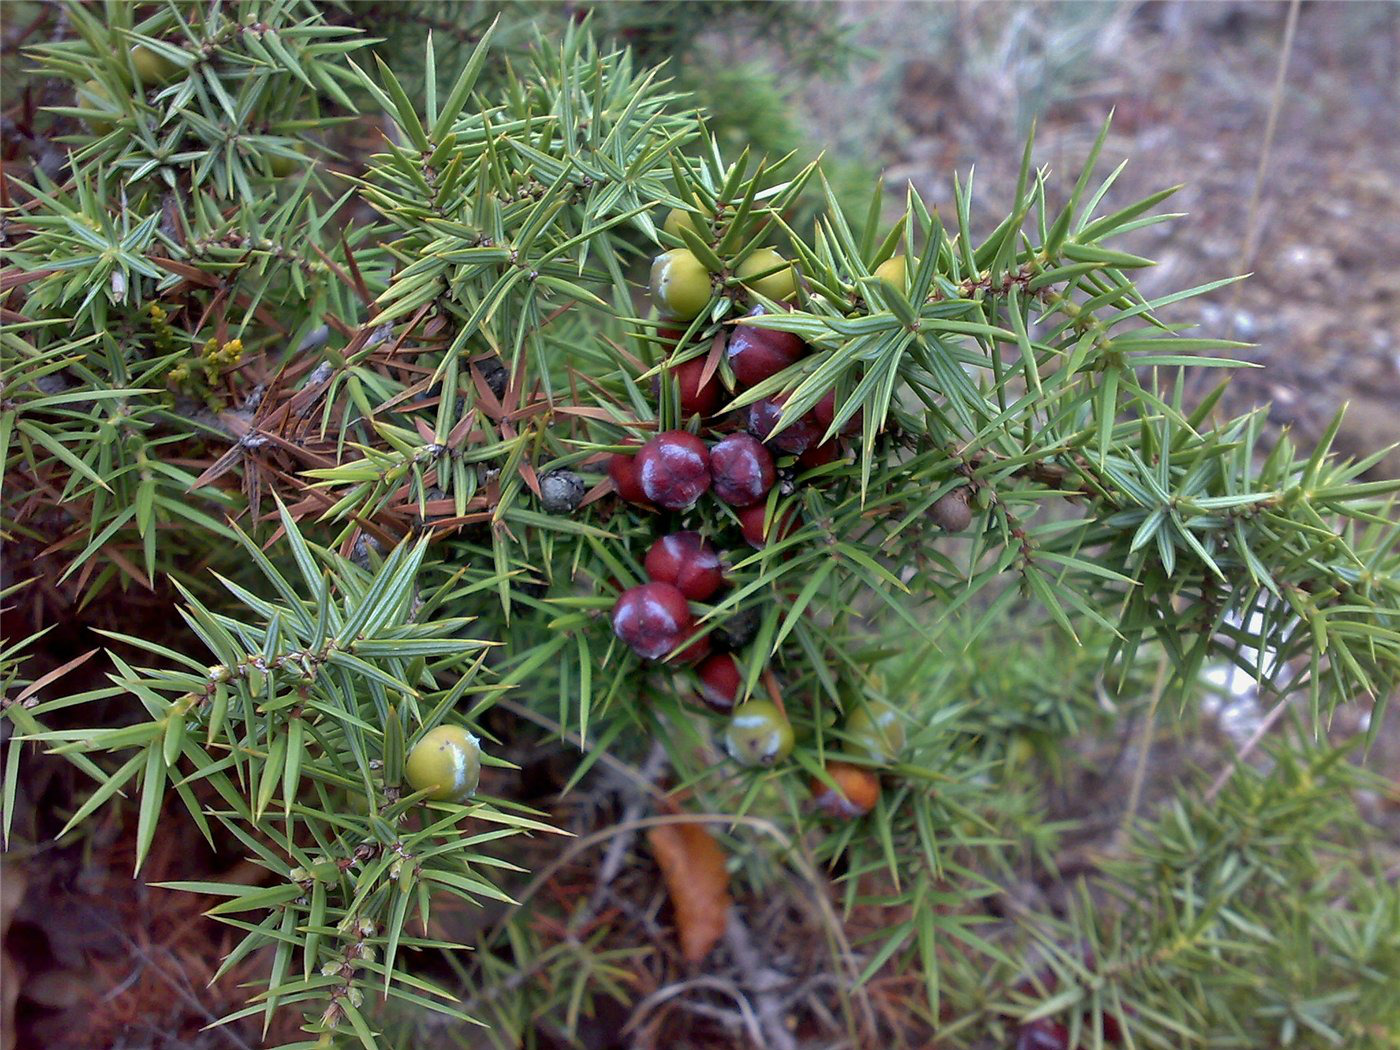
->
<box><xmin>1205</xmin><ymin>692</ymin><xmax>1292</xmax><ymax>803</ymax></box>
<box><xmin>1232</xmin><ymin>0</ymin><xmax>1303</xmax><ymax>307</ymax></box>
<box><xmin>722</xmin><ymin>909</ymin><xmax>799</xmax><ymax>1050</ymax></box>
<box><xmin>1113</xmin><ymin>652</ymin><xmax>1171</xmax><ymax>851</ymax></box>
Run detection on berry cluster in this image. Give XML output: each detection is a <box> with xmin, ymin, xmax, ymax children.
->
<box><xmin>595</xmin><ymin>224</ymin><xmax>901</xmax><ymax>810</ymax></box>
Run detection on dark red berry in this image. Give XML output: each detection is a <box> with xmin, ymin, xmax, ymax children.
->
<box><xmin>738</xmin><ymin>503</ymin><xmax>798</xmax><ymax>549</ymax></box>
<box><xmin>653</xmin><ymin>356</ymin><xmax>721</xmax><ymax>418</ymax></box>
<box><xmin>607</xmin><ymin>441</ymin><xmax>650</xmax><ymax>505</ymax></box>
<box><xmin>726</xmin><ymin>307</ymin><xmax>805</xmax><ymax>389</ymax></box>
<box><xmin>796</xmin><ymin>440</ymin><xmax>840</xmax><ymax>472</ymax></box>
<box><xmin>710</xmin><ymin>433</ymin><xmax>776</xmax><ymax>507</ymax></box>
<box><xmin>812</xmin><ymin>390</ymin><xmax>863</xmax><ymax>437</ymax></box>
<box><xmin>644</xmin><ymin>531</ymin><xmax>724</xmax><ymax>601</ymax></box>
<box><xmin>696</xmin><ymin>652</ymin><xmax>743</xmax><ymax>711</ymax></box>
<box><xmin>1015</xmin><ymin>1019</ymin><xmax>1071</xmax><ymax>1050</ymax></box>
<box><xmin>673</xmin><ymin>623</ymin><xmax>712</xmax><ymax>664</ymax></box>
<box><xmin>637</xmin><ymin>430</ymin><xmax>711</xmax><ymax>509</ymax></box>
<box><xmin>675</xmin><ymin>357</ymin><xmax>720</xmax><ymax>417</ymax></box>
<box><xmin>1101</xmin><ymin>1011</ymin><xmax>1125</xmax><ymax>1044</ymax></box>
<box><xmin>611</xmin><ymin>582</ymin><xmax>694</xmax><ymax>661</ymax></box>
<box><xmin>747</xmin><ymin>395</ymin><xmax>823</xmax><ymax>456</ymax></box>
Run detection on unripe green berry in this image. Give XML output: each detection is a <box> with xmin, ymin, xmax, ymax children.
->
<box><xmin>82</xmin><ymin>80</ymin><xmax>119</xmax><ymax>134</ymax></box>
<box><xmin>663</xmin><ymin>206</ymin><xmax>710</xmax><ymax>242</ymax></box>
<box><xmin>874</xmin><ymin>254</ymin><xmax>918</xmax><ymax>290</ymax></box>
<box><xmin>405</xmin><ymin>725</ymin><xmax>481</xmax><ymax>802</ymax></box>
<box><xmin>130</xmin><ymin>44</ymin><xmax>180</xmax><ymax>87</ymax></box>
<box><xmin>844</xmin><ymin>700</ymin><xmax>905</xmax><ymax>764</ymax></box>
<box><xmin>650</xmin><ymin>248</ymin><xmax>712</xmax><ymax>320</ymax></box>
<box><xmin>1007</xmin><ymin>734</ymin><xmax>1036</xmax><ymax>768</ymax></box>
<box><xmin>724</xmin><ymin>700</ymin><xmax>794</xmax><ymax>767</ymax></box>
<box><xmin>736</xmin><ymin>248</ymin><xmax>796</xmax><ymax>302</ymax></box>
<box><xmin>267</xmin><ymin>146</ymin><xmax>307</xmax><ymax>178</ymax></box>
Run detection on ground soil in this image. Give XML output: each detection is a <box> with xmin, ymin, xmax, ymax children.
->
<box><xmin>802</xmin><ymin>1</ymin><xmax>1400</xmax><ymax>477</ymax></box>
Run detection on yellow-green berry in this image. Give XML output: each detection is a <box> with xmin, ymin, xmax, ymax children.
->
<box><xmin>130</xmin><ymin>44</ymin><xmax>180</xmax><ymax>87</ymax></box>
<box><xmin>663</xmin><ymin>206</ymin><xmax>710</xmax><ymax>242</ymax></box>
<box><xmin>650</xmin><ymin>248</ymin><xmax>712</xmax><ymax>320</ymax></box>
<box><xmin>874</xmin><ymin>254</ymin><xmax>916</xmax><ymax>289</ymax></box>
<box><xmin>724</xmin><ymin>700</ymin><xmax>794</xmax><ymax>767</ymax></box>
<box><xmin>736</xmin><ymin>248</ymin><xmax>796</xmax><ymax>302</ymax></box>
<box><xmin>844</xmin><ymin>699</ymin><xmax>905</xmax><ymax>764</ymax></box>
<box><xmin>268</xmin><ymin>146</ymin><xmax>306</xmax><ymax>178</ymax></box>
<box><xmin>82</xmin><ymin>80</ymin><xmax>117</xmax><ymax>134</ymax></box>
<box><xmin>405</xmin><ymin>725</ymin><xmax>481</xmax><ymax>802</ymax></box>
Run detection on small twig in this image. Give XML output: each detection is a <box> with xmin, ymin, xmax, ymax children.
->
<box><xmin>1113</xmin><ymin>652</ymin><xmax>1170</xmax><ymax>851</ymax></box>
<box><xmin>723</xmin><ymin>910</ymin><xmax>799</xmax><ymax>1050</ymax></box>
<box><xmin>1232</xmin><ymin>0</ymin><xmax>1303</xmax><ymax>306</ymax></box>
<box><xmin>586</xmin><ymin>741</ymin><xmax>669</xmax><ymax>916</ymax></box>
<box><xmin>469</xmin><ymin>811</ymin><xmax>878</xmax><ymax>1039</ymax></box>
<box><xmin>628</xmin><ymin>974</ymin><xmax>762</xmax><ymax>1043</ymax></box>
<box><xmin>1205</xmin><ymin>692</ymin><xmax>1292</xmax><ymax>803</ymax></box>
<box><xmin>490</xmin><ymin>700</ymin><xmax>876</xmax><ymax>1038</ymax></box>
<box><xmin>82</xmin><ymin>906</ymin><xmax>255</xmax><ymax>1050</ymax></box>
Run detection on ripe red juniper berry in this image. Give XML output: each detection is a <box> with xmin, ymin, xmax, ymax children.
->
<box><xmin>710</xmin><ymin>432</ymin><xmax>776</xmax><ymax>507</ymax></box>
<box><xmin>611</xmin><ymin>582</ymin><xmax>695</xmax><ymax>661</ymax></box>
<box><xmin>1015</xmin><ymin>1019</ymin><xmax>1072</xmax><ymax>1050</ymax></box>
<box><xmin>607</xmin><ymin>441</ymin><xmax>651</xmax><ymax>506</ymax></box>
<box><xmin>644</xmin><ymin>531</ymin><xmax>725</xmax><ymax>601</ymax></box>
<box><xmin>653</xmin><ymin>355</ymin><xmax>721</xmax><ymax>418</ymax></box>
<box><xmin>812</xmin><ymin>389</ymin><xmax>863</xmax><ymax>437</ymax></box>
<box><xmin>675</xmin><ymin>357</ymin><xmax>721</xmax><ymax>418</ymax></box>
<box><xmin>672</xmin><ymin>623</ymin><xmax>712</xmax><ymax>664</ymax></box>
<box><xmin>726</xmin><ymin>306</ymin><xmax>805</xmax><ymax>388</ymax></box>
<box><xmin>796</xmin><ymin>440</ymin><xmax>840</xmax><ymax>472</ymax></box>
<box><xmin>747</xmin><ymin>394</ymin><xmax>823</xmax><ymax>456</ymax></box>
<box><xmin>738</xmin><ymin>503</ymin><xmax>798</xmax><ymax>549</ymax></box>
<box><xmin>637</xmin><ymin>430</ymin><xmax>712</xmax><ymax>509</ymax></box>
<box><xmin>695</xmin><ymin>651</ymin><xmax>743</xmax><ymax>712</ymax></box>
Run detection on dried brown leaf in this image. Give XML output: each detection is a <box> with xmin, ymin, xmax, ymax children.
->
<box><xmin>646</xmin><ymin>821</ymin><xmax>731</xmax><ymax>963</ymax></box>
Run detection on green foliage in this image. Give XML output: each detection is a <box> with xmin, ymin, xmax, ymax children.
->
<box><xmin>3</xmin><ymin>2</ymin><xmax>1398</xmax><ymax>1047</ymax></box>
